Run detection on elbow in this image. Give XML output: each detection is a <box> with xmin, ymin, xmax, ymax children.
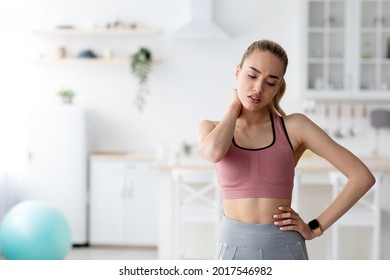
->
<box><xmin>209</xmin><ymin>153</ymin><xmax>225</xmax><ymax>163</ymax></box>
<box><xmin>358</xmin><ymin>171</ymin><xmax>376</xmax><ymax>192</ymax></box>
<box><xmin>367</xmin><ymin>173</ymin><xmax>376</xmax><ymax>189</ymax></box>
<box><xmin>199</xmin><ymin>145</ymin><xmax>225</xmax><ymax>163</ymax></box>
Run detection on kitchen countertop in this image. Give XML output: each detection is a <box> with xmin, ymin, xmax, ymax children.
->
<box><xmin>150</xmin><ymin>153</ymin><xmax>390</xmax><ymax>173</ymax></box>
<box><xmin>89</xmin><ymin>152</ymin><xmax>390</xmax><ymax>173</ymax></box>
<box><xmin>89</xmin><ymin>152</ymin><xmax>155</xmax><ymax>161</ymax></box>
<box><xmin>296</xmin><ymin>154</ymin><xmax>390</xmax><ymax>173</ymax></box>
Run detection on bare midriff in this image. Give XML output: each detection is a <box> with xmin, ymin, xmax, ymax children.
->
<box><xmin>223</xmin><ymin>198</ymin><xmax>292</xmax><ymax>224</ymax></box>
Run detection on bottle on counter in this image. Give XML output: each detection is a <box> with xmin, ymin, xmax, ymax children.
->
<box><xmin>387</xmin><ymin>38</ymin><xmax>390</xmax><ymax>59</ymax></box>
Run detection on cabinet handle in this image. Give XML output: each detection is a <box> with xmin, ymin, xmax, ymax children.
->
<box><xmin>123</xmin><ymin>177</ymin><xmax>134</xmax><ymax>198</ymax></box>
<box><xmin>126</xmin><ymin>181</ymin><xmax>134</xmax><ymax>198</ymax></box>
<box><xmin>121</xmin><ymin>176</ymin><xmax>132</xmax><ymax>198</ymax></box>
<box><xmin>346</xmin><ymin>73</ymin><xmax>352</xmax><ymax>90</ymax></box>
<box><xmin>121</xmin><ymin>178</ymin><xmax>127</xmax><ymax>198</ymax></box>
<box><xmin>374</xmin><ymin>17</ymin><xmax>385</xmax><ymax>26</ymax></box>
<box><xmin>124</xmin><ymin>165</ymin><xmax>136</xmax><ymax>171</ymax></box>
<box><xmin>27</xmin><ymin>152</ymin><xmax>33</xmax><ymax>163</ymax></box>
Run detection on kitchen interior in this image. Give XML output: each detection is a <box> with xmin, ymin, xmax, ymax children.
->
<box><xmin>0</xmin><ymin>0</ymin><xmax>390</xmax><ymax>260</ymax></box>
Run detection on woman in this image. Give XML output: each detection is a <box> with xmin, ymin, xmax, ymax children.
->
<box><xmin>198</xmin><ymin>39</ymin><xmax>375</xmax><ymax>260</ymax></box>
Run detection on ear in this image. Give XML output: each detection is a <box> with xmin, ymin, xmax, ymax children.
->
<box><xmin>235</xmin><ymin>64</ymin><xmax>241</xmax><ymax>80</ymax></box>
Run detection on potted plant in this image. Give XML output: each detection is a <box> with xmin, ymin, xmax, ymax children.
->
<box><xmin>58</xmin><ymin>88</ymin><xmax>76</xmax><ymax>104</ymax></box>
<box><xmin>130</xmin><ymin>47</ymin><xmax>153</xmax><ymax>112</ymax></box>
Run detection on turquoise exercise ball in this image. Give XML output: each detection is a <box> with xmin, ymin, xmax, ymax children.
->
<box><xmin>0</xmin><ymin>200</ymin><xmax>72</xmax><ymax>260</ymax></box>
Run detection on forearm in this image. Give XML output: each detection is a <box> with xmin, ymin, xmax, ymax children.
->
<box><xmin>199</xmin><ymin>107</ymin><xmax>238</xmax><ymax>163</ymax></box>
<box><xmin>316</xmin><ymin>170</ymin><xmax>375</xmax><ymax>232</ymax></box>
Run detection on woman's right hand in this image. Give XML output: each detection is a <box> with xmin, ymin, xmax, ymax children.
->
<box><xmin>228</xmin><ymin>89</ymin><xmax>242</xmax><ymax>118</ymax></box>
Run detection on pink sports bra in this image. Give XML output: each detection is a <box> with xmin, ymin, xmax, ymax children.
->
<box><xmin>216</xmin><ymin>113</ymin><xmax>295</xmax><ymax>199</ymax></box>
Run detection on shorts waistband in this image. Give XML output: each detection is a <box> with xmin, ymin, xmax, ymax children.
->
<box><xmin>220</xmin><ymin>215</ymin><xmax>280</xmax><ymax>233</ymax></box>
<box><xmin>218</xmin><ymin>215</ymin><xmax>304</xmax><ymax>248</ymax></box>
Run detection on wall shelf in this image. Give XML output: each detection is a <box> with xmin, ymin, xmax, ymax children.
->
<box><xmin>34</xmin><ymin>58</ymin><xmax>130</xmax><ymax>65</ymax></box>
<box><xmin>34</xmin><ymin>58</ymin><xmax>159</xmax><ymax>66</ymax></box>
<box><xmin>32</xmin><ymin>27</ymin><xmax>160</xmax><ymax>36</ymax></box>
<box><xmin>32</xmin><ymin>26</ymin><xmax>159</xmax><ymax>65</ymax></box>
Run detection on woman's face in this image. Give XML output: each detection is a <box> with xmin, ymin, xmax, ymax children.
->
<box><xmin>235</xmin><ymin>50</ymin><xmax>284</xmax><ymax>112</ymax></box>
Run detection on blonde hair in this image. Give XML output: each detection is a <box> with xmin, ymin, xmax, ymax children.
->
<box><xmin>239</xmin><ymin>39</ymin><xmax>288</xmax><ymax>117</ymax></box>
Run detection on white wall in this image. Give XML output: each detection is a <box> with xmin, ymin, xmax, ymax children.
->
<box><xmin>1</xmin><ymin>0</ymin><xmax>389</xmax><ymax>259</ymax></box>
<box><xmin>0</xmin><ymin>0</ymin><xmax>303</xmax><ymax>155</ymax></box>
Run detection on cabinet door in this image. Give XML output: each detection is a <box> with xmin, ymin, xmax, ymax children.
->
<box><xmin>359</xmin><ymin>0</ymin><xmax>390</xmax><ymax>91</ymax></box>
<box><xmin>89</xmin><ymin>161</ymin><xmax>127</xmax><ymax>245</ymax></box>
<box><xmin>89</xmin><ymin>159</ymin><xmax>158</xmax><ymax>246</ymax></box>
<box><xmin>306</xmin><ymin>0</ymin><xmax>348</xmax><ymax>91</ymax></box>
<box><xmin>125</xmin><ymin>168</ymin><xmax>159</xmax><ymax>246</ymax></box>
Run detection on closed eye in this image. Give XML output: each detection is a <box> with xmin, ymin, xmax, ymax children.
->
<box><xmin>266</xmin><ymin>82</ymin><xmax>276</xmax><ymax>87</ymax></box>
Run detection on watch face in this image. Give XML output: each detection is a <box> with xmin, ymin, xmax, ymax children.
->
<box><xmin>309</xmin><ymin>219</ymin><xmax>320</xmax><ymax>230</ymax></box>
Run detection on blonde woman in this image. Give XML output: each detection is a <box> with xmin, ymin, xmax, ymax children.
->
<box><xmin>198</xmin><ymin>39</ymin><xmax>375</xmax><ymax>260</ymax></box>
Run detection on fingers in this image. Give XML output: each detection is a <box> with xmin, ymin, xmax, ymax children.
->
<box><xmin>278</xmin><ymin>225</ymin><xmax>300</xmax><ymax>232</ymax></box>
<box><xmin>274</xmin><ymin>218</ymin><xmax>294</xmax><ymax>227</ymax></box>
<box><xmin>273</xmin><ymin>206</ymin><xmax>302</xmax><ymax>230</ymax></box>
<box><xmin>273</xmin><ymin>217</ymin><xmax>303</xmax><ymax>232</ymax></box>
<box><xmin>228</xmin><ymin>88</ymin><xmax>242</xmax><ymax>118</ymax></box>
<box><xmin>278</xmin><ymin>206</ymin><xmax>297</xmax><ymax>215</ymax></box>
<box><xmin>273</xmin><ymin>206</ymin><xmax>298</xmax><ymax>219</ymax></box>
<box><xmin>231</xmin><ymin>89</ymin><xmax>240</xmax><ymax>103</ymax></box>
<box><xmin>272</xmin><ymin>206</ymin><xmax>317</xmax><ymax>240</ymax></box>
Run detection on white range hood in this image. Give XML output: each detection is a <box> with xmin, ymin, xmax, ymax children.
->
<box><xmin>171</xmin><ymin>0</ymin><xmax>229</xmax><ymax>40</ymax></box>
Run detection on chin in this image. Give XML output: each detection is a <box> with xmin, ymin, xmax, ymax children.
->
<box><xmin>243</xmin><ymin>105</ymin><xmax>264</xmax><ymax>112</ymax></box>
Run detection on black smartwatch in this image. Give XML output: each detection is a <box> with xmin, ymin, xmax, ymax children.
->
<box><xmin>308</xmin><ymin>219</ymin><xmax>323</xmax><ymax>237</ymax></box>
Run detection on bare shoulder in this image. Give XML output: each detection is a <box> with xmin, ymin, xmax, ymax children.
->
<box><xmin>282</xmin><ymin>113</ymin><xmax>317</xmax><ymax>139</ymax></box>
<box><xmin>283</xmin><ymin>113</ymin><xmax>312</xmax><ymax>127</ymax></box>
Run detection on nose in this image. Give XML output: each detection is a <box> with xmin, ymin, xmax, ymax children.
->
<box><xmin>253</xmin><ymin>81</ymin><xmax>263</xmax><ymax>93</ymax></box>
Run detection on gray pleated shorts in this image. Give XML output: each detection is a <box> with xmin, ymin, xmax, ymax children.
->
<box><xmin>216</xmin><ymin>216</ymin><xmax>309</xmax><ymax>260</ymax></box>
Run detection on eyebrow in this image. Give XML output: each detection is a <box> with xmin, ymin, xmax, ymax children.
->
<box><xmin>249</xmin><ymin>67</ymin><xmax>280</xmax><ymax>80</ymax></box>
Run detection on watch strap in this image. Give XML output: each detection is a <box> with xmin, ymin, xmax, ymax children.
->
<box><xmin>312</xmin><ymin>226</ymin><xmax>323</xmax><ymax>237</ymax></box>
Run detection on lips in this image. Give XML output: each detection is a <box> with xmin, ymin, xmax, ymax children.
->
<box><xmin>248</xmin><ymin>95</ymin><xmax>261</xmax><ymax>103</ymax></box>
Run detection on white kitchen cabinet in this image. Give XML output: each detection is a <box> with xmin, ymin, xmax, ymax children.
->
<box><xmin>304</xmin><ymin>0</ymin><xmax>390</xmax><ymax>100</ymax></box>
<box><xmin>89</xmin><ymin>156</ymin><xmax>158</xmax><ymax>246</ymax></box>
<box><xmin>359</xmin><ymin>0</ymin><xmax>390</xmax><ymax>92</ymax></box>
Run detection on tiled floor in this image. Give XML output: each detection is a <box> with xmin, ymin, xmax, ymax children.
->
<box><xmin>0</xmin><ymin>246</ymin><xmax>158</xmax><ymax>260</ymax></box>
<box><xmin>66</xmin><ymin>246</ymin><xmax>158</xmax><ymax>260</ymax></box>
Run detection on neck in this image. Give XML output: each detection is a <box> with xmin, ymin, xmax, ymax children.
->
<box><xmin>238</xmin><ymin>108</ymin><xmax>271</xmax><ymax>127</ymax></box>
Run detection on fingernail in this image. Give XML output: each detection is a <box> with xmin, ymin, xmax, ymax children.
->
<box><xmin>274</xmin><ymin>222</ymin><xmax>279</xmax><ymax>225</ymax></box>
<box><xmin>278</xmin><ymin>206</ymin><xmax>283</xmax><ymax>210</ymax></box>
<box><xmin>279</xmin><ymin>227</ymin><xmax>284</xmax><ymax>231</ymax></box>
<box><xmin>273</xmin><ymin>214</ymin><xmax>278</xmax><ymax>218</ymax></box>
